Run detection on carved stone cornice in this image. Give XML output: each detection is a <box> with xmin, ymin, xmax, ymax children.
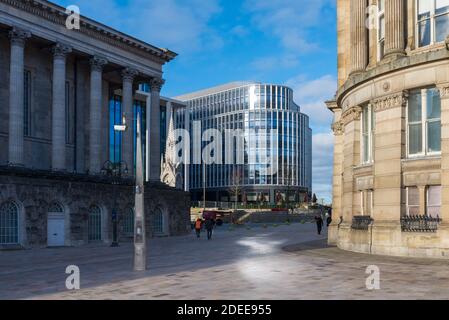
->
<box><xmin>122</xmin><ymin>67</ymin><xmax>139</xmax><ymax>82</ymax></box>
<box><xmin>52</xmin><ymin>42</ymin><xmax>72</xmax><ymax>58</ymax></box>
<box><xmin>341</xmin><ymin>106</ymin><xmax>362</xmax><ymax>126</ymax></box>
<box><xmin>437</xmin><ymin>84</ymin><xmax>449</xmax><ymax>99</ymax></box>
<box><xmin>331</xmin><ymin>121</ymin><xmax>344</xmax><ymax>136</ymax></box>
<box><xmin>371</xmin><ymin>91</ymin><xmax>409</xmax><ymax>112</ymax></box>
<box><xmin>150</xmin><ymin>78</ymin><xmax>165</xmax><ymax>93</ymax></box>
<box><xmin>8</xmin><ymin>27</ymin><xmax>31</xmax><ymax>46</ymax></box>
<box><xmin>89</xmin><ymin>56</ymin><xmax>108</xmax><ymax>72</ymax></box>
<box><xmin>0</xmin><ymin>0</ymin><xmax>177</xmax><ymax>63</ymax></box>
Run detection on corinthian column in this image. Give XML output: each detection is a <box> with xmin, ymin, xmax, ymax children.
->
<box><xmin>148</xmin><ymin>77</ymin><xmax>165</xmax><ymax>182</ymax></box>
<box><xmin>121</xmin><ymin>67</ymin><xmax>138</xmax><ymax>175</ymax></box>
<box><xmin>8</xmin><ymin>28</ymin><xmax>31</xmax><ymax>166</ymax></box>
<box><xmin>350</xmin><ymin>0</ymin><xmax>368</xmax><ymax>74</ymax></box>
<box><xmin>51</xmin><ymin>43</ymin><xmax>72</xmax><ymax>171</ymax></box>
<box><xmin>89</xmin><ymin>56</ymin><xmax>107</xmax><ymax>174</ymax></box>
<box><xmin>384</xmin><ymin>0</ymin><xmax>405</xmax><ymax>58</ymax></box>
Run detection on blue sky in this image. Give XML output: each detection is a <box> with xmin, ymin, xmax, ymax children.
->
<box><xmin>54</xmin><ymin>0</ymin><xmax>337</xmax><ymax>202</ymax></box>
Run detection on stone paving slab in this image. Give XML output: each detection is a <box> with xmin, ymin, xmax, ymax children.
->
<box><xmin>2</xmin><ymin>223</ymin><xmax>449</xmax><ymax>300</ymax></box>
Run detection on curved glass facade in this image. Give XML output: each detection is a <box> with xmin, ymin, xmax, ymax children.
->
<box><xmin>175</xmin><ymin>82</ymin><xmax>312</xmax><ymax>203</ymax></box>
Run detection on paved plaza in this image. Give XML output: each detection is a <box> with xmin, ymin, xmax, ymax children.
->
<box><xmin>2</xmin><ymin>223</ymin><xmax>449</xmax><ymax>300</ymax></box>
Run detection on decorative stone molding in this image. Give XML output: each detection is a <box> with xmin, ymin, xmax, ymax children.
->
<box><xmin>437</xmin><ymin>85</ymin><xmax>449</xmax><ymax>99</ymax></box>
<box><xmin>8</xmin><ymin>27</ymin><xmax>31</xmax><ymax>46</ymax></box>
<box><xmin>371</xmin><ymin>91</ymin><xmax>408</xmax><ymax>112</ymax></box>
<box><xmin>121</xmin><ymin>68</ymin><xmax>139</xmax><ymax>82</ymax></box>
<box><xmin>150</xmin><ymin>78</ymin><xmax>165</xmax><ymax>93</ymax></box>
<box><xmin>52</xmin><ymin>43</ymin><xmax>72</xmax><ymax>58</ymax></box>
<box><xmin>0</xmin><ymin>0</ymin><xmax>177</xmax><ymax>63</ymax></box>
<box><xmin>331</xmin><ymin>121</ymin><xmax>344</xmax><ymax>136</ymax></box>
<box><xmin>341</xmin><ymin>106</ymin><xmax>362</xmax><ymax>126</ymax></box>
<box><xmin>356</xmin><ymin>175</ymin><xmax>374</xmax><ymax>191</ymax></box>
<box><xmin>89</xmin><ymin>56</ymin><xmax>108</xmax><ymax>72</ymax></box>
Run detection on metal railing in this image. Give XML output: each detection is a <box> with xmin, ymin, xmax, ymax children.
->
<box><xmin>401</xmin><ymin>215</ymin><xmax>442</xmax><ymax>233</ymax></box>
<box><xmin>351</xmin><ymin>216</ymin><xmax>373</xmax><ymax>230</ymax></box>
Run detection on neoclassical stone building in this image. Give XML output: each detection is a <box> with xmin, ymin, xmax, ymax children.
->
<box><xmin>0</xmin><ymin>0</ymin><xmax>190</xmax><ymax>249</ymax></box>
<box><xmin>328</xmin><ymin>0</ymin><xmax>449</xmax><ymax>258</ymax></box>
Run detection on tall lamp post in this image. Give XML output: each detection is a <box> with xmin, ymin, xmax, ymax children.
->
<box><xmin>134</xmin><ymin>113</ymin><xmax>146</xmax><ymax>271</ymax></box>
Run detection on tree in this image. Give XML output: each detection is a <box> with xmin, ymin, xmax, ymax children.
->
<box><xmin>228</xmin><ymin>167</ymin><xmax>243</xmax><ymax>217</ymax></box>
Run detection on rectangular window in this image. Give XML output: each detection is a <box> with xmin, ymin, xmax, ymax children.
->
<box><xmin>378</xmin><ymin>0</ymin><xmax>385</xmax><ymax>60</ymax></box>
<box><xmin>24</xmin><ymin>70</ymin><xmax>32</xmax><ymax>136</ymax></box>
<box><xmin>427</xmin><ymin>185</ymin><xmax>441</xmax><ymax>217</ymax></box>
<box><xmin>407</xmin><ymin>88</ymin><xmax>441</xmax><ymax>157</ymax></box>
<box><xmin>65</xmin><ymin>81</ymin><xmax>71</xmax><ymax>144</ymax></box>
<box><xmin>417</xmin><ymin>0</ymin><xmax>449</xmax><ymax>47</ymax></box>
<box><xmin>361</xmin><ymin>104</ymin><xmax>375</xmax><ymax>164</ymax></box>
<box><xmin>406</xmin><ymin>187</ymin><xmax>420</xmax><ymax>215</ymax></box>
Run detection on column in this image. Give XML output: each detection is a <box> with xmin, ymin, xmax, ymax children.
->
<box><xmin>88</xmin><ymin>56</ymin><xmax>108</xmax><ymax>174</ymax></box>
<box><xmin>184</xmin><ymin>107</ymin><xmax>190</xmax><ymax>192</ymax></box>
<box><xmin>384</xmin><ymin>0</ymin><xmax>405</xmax><ymax>58</ymax></box>
<box><xmin>148</xmin><ymin>77</ymin><xmax>165</xmax><ymax>182</ymax></box>
<box><xmin>439</xmin><ymin>85</ymin><xmax>449</xmax><ymax>228</ymax></box>
<box><xmin>350</xmin><ymin>0</ymin><xmax>368</xmax><ymax>74</ymax></box>
<box><xmin>8</xmin><ymin>28</ymin><xmax>30</xmax><ymax>166</ymax></box>
<box><xmin>51</xmin><ymin>43</ymin><xmax>72</xmax><ymax>171</ymax></box>
<box><xmin>121</xmin><ymin>67</ymin><xmax>138</xmax><ymax>175</ymax></box>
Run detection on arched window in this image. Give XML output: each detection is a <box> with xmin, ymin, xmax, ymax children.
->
<box><xmin>123</xmin><ymin>207</ymin><xmax>134</xmax><ymax>235</ymax></box>
<box><xmin>153</xmin><ymin>208</ymin><xmax>164</xmax><ymax>235</ymax></box>
<box><xmin>0</xmin><ymin>201</ymin><xmax>19</xmax><ymax>245</ymax></box>
<box><xmin>48</xmin><ymin>203</ymin><xmax>63</xmax><ymax>213</ymax></box>
<box><xmin>88</xmin><ymin>205</ymin><xmax>102</xmax><ymax>242</ymax></box>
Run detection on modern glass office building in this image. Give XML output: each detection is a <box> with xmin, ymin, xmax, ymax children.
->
<box><xmin>175</xmin><ymin>82</ymin><xmax>312</xmax><ymax>204</ymax></box>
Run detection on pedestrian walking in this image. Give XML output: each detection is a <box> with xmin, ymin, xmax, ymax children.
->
<box><xmin>315</xmin><ymin>214</ymin><xmax>324</xmax><ymax>235</ymax></box>
<box><xmin>327</xmin><ymin>209</ymin><xmax>333</xmax><ymax>227</ymax></box>
<box><xmin>205</xmin><ymin>218</ymin><xmax>215</xmax><ymax>240</ymax></box>
<box><xmin>194</xmin><ymin>218</ymin><xmax>203</xmax><ymax>238</ymax></box>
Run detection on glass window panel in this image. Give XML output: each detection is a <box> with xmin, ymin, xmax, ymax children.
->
<box><xmin>427</xmin><ymin>120</ymin><xmax>441</xmax><ymax>152</ymax></box>
<box><xmin>418</xmin><ymin>0</ymin><xmax>432</xmax><ymax>20</ymax></box>
<box><xmin>427</xmin><ymin>88</ymin><xmax>441</xmax><ymax>120</ymax></box>
<box><xmin>379</xmin><ymin>16</ymin><xmax>385</xmax><ymax>40</ymax></box>
<box><xmin>409</xmin><ymin>123</ymin><xmax>423</xmax><ymax>154</ymax></box>
<box><xmin>435</xmin><ymin>14</ymin><xmax>449</xmax><ymax>42</ymax></box>
<box><xmin>436</xmin><ymin>0</ymin><xmax>449</xmax><ymax>14</ymax></box>
<box><xmin>408</xmin><ymin>91</ymin><xmax>422</xmax><ymax>122</ymax></box>
<box><xmin>428</xmin><ymin>186</ymin><xmax>442</xmax><ymax>206</ymax></box>
<box><xmin>418</xmin><ymin>19</ymin><xmax>431</xmax><ymax>46</ymax></box>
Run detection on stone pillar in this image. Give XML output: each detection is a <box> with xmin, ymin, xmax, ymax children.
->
<box><xmin>148</xmin><ymin>77</ymin><xmax>165</xmax><ymax>182</ymax></box>
<box><xmin>371</xmin><ymin>91</ymin><xmax>407</xmax><ymax>255</ymax></box>
<box><xmin>51</xmin><ymin>43</ymin><xmax>72</xmax><ymax>171</ymax></box>
<box><xmin>439</xmin><ymin>85</ymin><xmax>449</xmax><ymax>230</ymax></box>
<box><xmin>88</xmin><ymin>56</ymin><xmax>107</xmax><ymax>174</ymax></box>
<box><xmin>121</xmin><ymin>68</ymin><xmax>138</xmax><ymax>176</ymax></box>
<box><xmin>350</xmin><ymin>0</ymin><xmax>368</xmax><ymax>74</ymax></box>
<box><xmin>8</xmin><ymin>28</ymin><xmax>30</xmax><ymax>166</ymax></box>
<box><xmin>184</xmin><ymin>107</ymin><xmax>190</xmax><ymax>192</ymax></box>
<box><xmin>384</xmin><ymin>0</ymin><xmax>405</xmax><ymax>58</ymax></box>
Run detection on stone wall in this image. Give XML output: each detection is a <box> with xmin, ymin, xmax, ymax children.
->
<box><xmin>0</xmin><ymin>170</ymin><xmax>191</xmax><ymax>249</ymax></box>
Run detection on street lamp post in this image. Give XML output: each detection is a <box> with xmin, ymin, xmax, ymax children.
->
<box><xmin>134</xmin><ymin>113</ymin><xmax>146</xmax><ymax>271</ymax></box>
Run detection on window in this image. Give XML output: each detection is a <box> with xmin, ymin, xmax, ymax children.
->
<box><xmin>361</xmin><ymin>104</ymin><xmax>375</xmax><ymax>164</ymax></box>
<box><xmin>408</xmin><ymin>88</ymin><xmax>441</xmax><ymax>157</ymax></box>
<box><xmin>153</xmin><ymin>208</ymin><xmax>165</xmax><ymax>235</ymax></box>
<box><xmin>109</xmin><ymin>95</ymin><xmax>122</xmax><ymax>164</ymax></box>
<box><xmin>417</xmin><ymin>0</ymin><xmax>449</xmax><ymax>47</ymax></box>
<box><xmin>122</xmin><ymin>207</ymin><xmax>134</xmax><ymax>235</ymax></box>
<box><xmin>406</xmin><ymin>187</ymin><xmax>420</xmax><ymax>215</ymax></box>
<box><xmin>378</xmin><ymin>0</ymin><xmax>385</xmax><ymax>60</ymax></box>
<box><xmin>427</xmin><ymin>186</ymin><xmax>441</xmax><ymax>217</ymax></box>
<box><xmin>0</xmin><ymin>201</ymin><xmax>19</xmax><ymax>245</ymax></box>
<box><xmin>24</xmin><ymin>70</ymin><xmax>31</xmax><ymax>136</ymax></box>
<box><xmin>88</xmin><ymin>205</ymin><xmax>102</xmax><ymax>242</ymax></box>
<box><xmin>65</xmin><ymin>81</ymin><xmax>71</xmax><ymax>144</ymax></box>
<box><xmin>361</xmin><ymin>190</ymin><xmax>373</xmax><ymax>216</ymax></box>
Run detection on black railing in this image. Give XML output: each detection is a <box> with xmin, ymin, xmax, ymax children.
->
<box><xmin>352</xmin><ymin>216</ymin><xmax>373</xmax><ymax>230</ymax></box>
<box><xmin>401</xmin><ymin>215</ymin><xmax>442</xmax><ymax>233</ymax></box>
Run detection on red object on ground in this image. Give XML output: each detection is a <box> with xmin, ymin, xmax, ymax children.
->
<box><xmin>272</xmin><ymin>208</ymin><xmax>288</xmax><ymax>212</ymax></box>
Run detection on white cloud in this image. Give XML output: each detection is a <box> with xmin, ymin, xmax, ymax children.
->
<box><xmin>286</xmin><ymin>74</ymin><xmax>336</xmax><ymax>129</ymax></box>
<box><xmin>57</xmin><ymin>0</ymin><xmax>222</xmax><ymax>54</ymax></box>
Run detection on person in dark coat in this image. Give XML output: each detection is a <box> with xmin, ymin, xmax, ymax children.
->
<box><xmin>205</xmin><ymin>218</ymin><xmax>215</xmax><ymax>240</ymax></box>
<box><xmin>326</xmin><ymin>209</ymin><xmax>333</xmax><ymax>227</ymax></box>
<box><xmin>315</xmin><ymin>215</ymin><xmax>324</xmax><ymax>235</ymax></box>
